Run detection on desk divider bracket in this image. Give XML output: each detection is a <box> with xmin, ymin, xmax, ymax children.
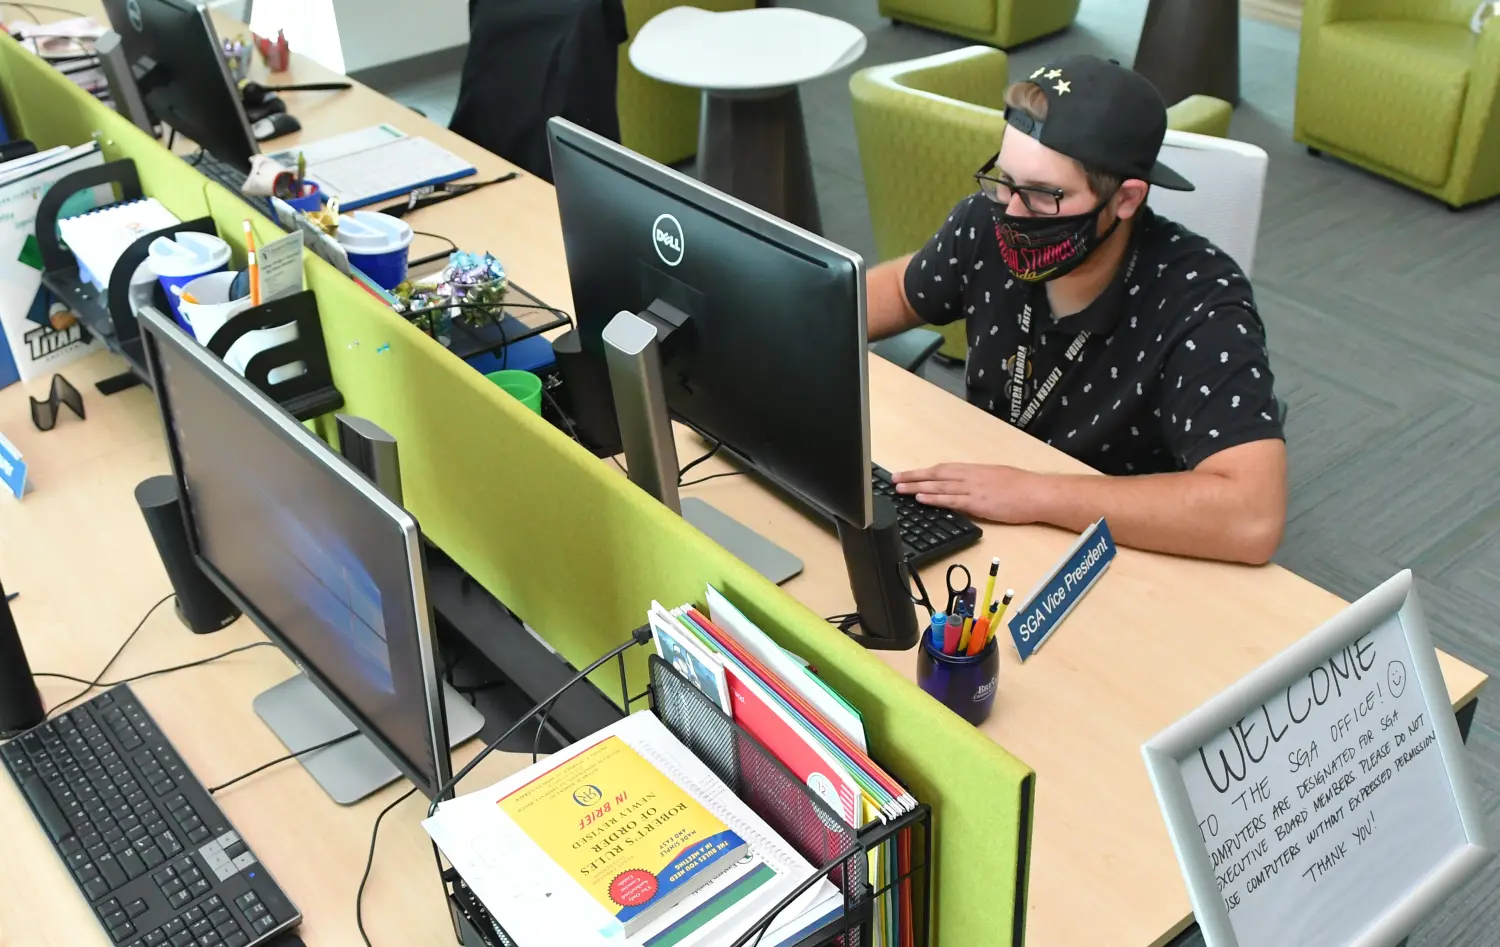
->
<box><xmin>205</xmin><ymin>289</ymin><xmax>344</xmax><ymax>422</ymax></box>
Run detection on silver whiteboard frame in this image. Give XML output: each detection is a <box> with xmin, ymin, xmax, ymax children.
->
<box><xmin>1141</xmin><ymin>570</ymin><xmax>1492</xmax><ymax>947</ymax></box>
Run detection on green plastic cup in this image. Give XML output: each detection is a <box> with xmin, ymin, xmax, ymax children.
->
<box><xmin>485</xmin><ymin>369</ymin><xmax>542</xmax><ymax>415</ymax></box>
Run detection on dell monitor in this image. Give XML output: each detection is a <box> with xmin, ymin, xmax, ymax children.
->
<box><xmin>102</xmin><ymin>0</ymin><xmax>259</xmax><ymax>171</ymax></box>
<box><xmin>547</xmin><ymin>118</ymin><xmax>870</xmax><ymax>560</ymax></box>
<box><xmin>547</xmin><ymin>119</ymin><xmax>922</xmax><ymax>647</ymax></box>
<box><xmin>138</xmin><ymin>304</ymin><xmax>482</xmax><ymax>803</ymax></box>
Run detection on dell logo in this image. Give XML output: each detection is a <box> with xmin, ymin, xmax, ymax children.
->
<box><xmin>126</xmin><ymin>0</ymin><xmax>143</xmax><ymax>31</ymax></box>
<box><xmin>653</xmin><ymin>213</ymin><xmax>684</xmax><ymax>267</ymax></box>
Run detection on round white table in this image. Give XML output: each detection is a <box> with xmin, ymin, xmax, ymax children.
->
<box><xmin>629</xmin><ymin>6</ymin><xmax>867</xmax><ymax>234</ymax></box>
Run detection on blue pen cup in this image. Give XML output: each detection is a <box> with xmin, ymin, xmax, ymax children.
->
<box><xmin>284</xmin><ymin>181</ymin><xmax>324</xmax><ymax>214</ymax></box>
<box><xmin>916</xmin><ymin>626</ymin><xmax>999</xmax><ymax>726</ymax></box>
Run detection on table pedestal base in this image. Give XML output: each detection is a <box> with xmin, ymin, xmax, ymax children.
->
<box><xmin>697</xmin><ymin>87</ymin><xmax>823</xmax><ymax>235</ymax></box>
<box><xmin>1133</xmin><ymin>0</ymin><xmax>1241</xmax><ymax>107</ymax></box>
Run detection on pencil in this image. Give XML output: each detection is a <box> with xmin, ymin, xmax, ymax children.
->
<box><xmin>243</xmin><ymin>219</ymin><xmax>260</xmax><ymax>306</ymax></box>
<box><xmin>980</xmin><ymin>556</ymin><xmax>1000</xmax><ymax>621</ymax></box>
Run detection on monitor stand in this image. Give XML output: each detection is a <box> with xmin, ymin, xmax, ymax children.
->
<box><xmin>252</xmin><ymin>674</ymin><xmax>485</xmax><ymax>805</ymax></box>
<box><xmin>602</xmin><ymin>308</ymin><xmax>803</xmax><ymax>585</ymax></box>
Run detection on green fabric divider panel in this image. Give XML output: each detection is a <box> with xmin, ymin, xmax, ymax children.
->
<box><xmin>285</xmin><ymin>238</ymin><xmax>1038</xmax><ymax>947</ymax></box>
<box><xmin>5</xmin><ymin>35</ymin><xmax>1042</xmax><ymax>943</ymax></box>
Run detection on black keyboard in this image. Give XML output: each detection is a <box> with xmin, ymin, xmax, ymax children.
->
<box><xmin>194</xmin><ymin>154</ymin><xmax>276</xmax><ymax>222</ymax></box>
<box><xmin>1</xmin><ymin>685</ymin><xmax>300</xmax><ymax>947</ymax></box>
<box><xmin>872</xmin><ymin>464</ymin><xmax>983</xmax><ymax>567</ymax></box>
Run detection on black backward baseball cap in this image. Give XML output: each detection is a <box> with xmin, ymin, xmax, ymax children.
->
<box><xmin>1004</xmin><ymin>55</ymin><xmax>1194</xmax><ymax>192</ymax></box>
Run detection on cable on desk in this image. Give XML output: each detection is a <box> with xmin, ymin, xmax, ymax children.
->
<box><xmin>2</xmin><ymin>2</ymin><xmax>82</xmax><ymax>19</ymax></box>
<box><xmin>407</xmin><ymin>230</ymin><xmax>458</xmax><ymax>269</ymax></box>
<box><xmin>677</xmin><ymin>440</ymin><xmax>721</xmax><ymax>485</ymax></box>
<box><xmin>356</xmin><ymin>785</ymin><xmax>418</xmax><ymax>947</ymax></box>
<box><xmin>680</xmin><ymin>470</ymin><xmax>746</xmax><ymax>488</ymax></box>
<box><xmin>36</xmin><ymin>592</ymin><xmax>176</xmax><ymax>718</ymax></box>
<box><xmin>207</xmin><ymin>731</ymin><xmax>359</xmax><ymax>795</ymax></box>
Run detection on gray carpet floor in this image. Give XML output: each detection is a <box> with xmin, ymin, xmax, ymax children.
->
<box><xmin>375</xmin><ymin>3</ymin><xmax>1500</xmax><ymax>942</ymax></box>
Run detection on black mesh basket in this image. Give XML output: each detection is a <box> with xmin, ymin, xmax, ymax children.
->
<box><xmin>442</xmin><ymin>651</ymin><xmax>931</xmax><ymax>947</ymax></box>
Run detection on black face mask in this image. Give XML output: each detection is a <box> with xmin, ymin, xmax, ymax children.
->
<box><xmin>993</xmin><ymin>200</ymin><xmax>1120</xmax><ymax>283</ymax></box>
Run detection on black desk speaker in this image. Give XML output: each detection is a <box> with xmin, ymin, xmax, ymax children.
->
<box><xmin>0</xmin><ymin>578</ymin><xmax>46</xmax><ymax>737</ymax></box>
<box><xmin>135</xmin><ymin>476</ymin><xmax>240</xmax><ymax>634</ymax></box>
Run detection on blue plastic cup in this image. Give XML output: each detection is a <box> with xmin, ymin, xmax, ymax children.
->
<box><xmin>916</xmin><ymin>625</ymin><xmax>999</xmax><ymax>725</ymax></box>
<box><xmin>334</xmin><ymin>210</ymin><xmax>414</xmax><ymax>291</ymax></box>
<box><xmin>284</xmin><ymin>181</ymin><xmax>324</xmax><ymax>214</ymax></box>
<box><xmin>146</xmin><ymin>232</ymin><xmax>232</xmax><ymax>328</ymax></box>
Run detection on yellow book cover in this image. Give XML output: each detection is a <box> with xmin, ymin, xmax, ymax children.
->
<box><xmin>498</xmin><ymin>735</ymin><xmax>748</xmax><ymax>934</ymax></box>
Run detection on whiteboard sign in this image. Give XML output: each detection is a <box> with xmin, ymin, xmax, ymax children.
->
<box><xmin>1143</xmin><ymin>571</ymin><xmax>1491</xmax><ymax>947</ymax></box>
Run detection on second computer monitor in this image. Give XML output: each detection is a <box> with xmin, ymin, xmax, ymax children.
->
<box><xmin>548</xmin><ymin>118</ymin><xmax>872</xmax><ymax>530</ymax></box>
<box><xmin>102</xmin><ymin>0</ymin><xmax>259</xmax><ymax>170</ymax></box>
<box><xmin>139</xmin><ymin>304</ymin><xmax>453</xmax><ymax>801</ymax></box>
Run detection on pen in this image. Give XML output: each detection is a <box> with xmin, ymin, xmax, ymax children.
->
<box><xmin>243</xmin><ymin>219</ymin><xmax>260</xmax><ymax>306</ymax></box>
<box><xmin>967</xmin><ymin>615</ymin><xmax>991</xmax><ymax>657</ymax></box>
<box><xmin>180</xmin><ymin>291</ymin><xmax>199</xmax><ymax>305</ymax></box>
<box><xmin>931</xmin><ymin>613</ymin><xmax>948</xmax><ymax>653</ymax></box>
<box><xmin>992</xmin><ymin>589</ymin><xmax>1015</xmax><ymax>644</ymax></box>
<box><xmin>4</xmin><ymin>591</ymin><xmax>17</xmax><ymax>603</ymax></box>
<box><xmin>980</xmin><ymin>556</ymin><xmax>1000</xmax><ymax>622</ymax></box>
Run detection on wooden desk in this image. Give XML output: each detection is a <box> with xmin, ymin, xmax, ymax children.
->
<box><xmin>4</xmin><ymin>7</ymin><xmax>1489</xmax><ymax>947</ymax></box>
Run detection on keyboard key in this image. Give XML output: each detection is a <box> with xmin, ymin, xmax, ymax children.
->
<box><xmin>144</xmin><ymin>931</ymin><xmax>168</xmax><ymax>946</ymax></box>
<box><xmin>224</xmin><ymin>935</ymin><xmax>248</xmax><ymax>947</ymax></box>
<box><xmin>169</xmin><ymin>889</ymin><xmax>191</xmax><ymax>909</ymax></box>
<box><xmin>119</xmin><ymin>848</ymin><xmax>146</xmax><ymax>878</ymax></box>
<box><xmin>207</xmin><ymin>908</ymin><xmax>232</xmax><ymax>928</ymax></box>
<box><xmin>103</xmin><ymin>910</ymin><xmax>128</xmax><ymax>929</ymax></box>
<box><xmin>188</xmin><ymin>917</ymin><xmax>212</xmax><ymax>939</ymax></box>
<box><xmin>139</xmin><ymin>844</ymin><xmax>165</xmax><ymax>869</ymax></box>
<box><xmin>233</xmin><ymin>893</ymin><xmax>256</xmax><ymax>910</ymax></box>
<box><xmin>108</xmin><ymin>920</ymin><xmax>135</xmax><ymax>942</ymax></box>
<box><xmin>169</xmin><ymin>932</ymin><xmax>193</xmax><ymax>947</ymax></box>
<box><xmin>222</xmin><ymin>841</ymin><xmax>247</xmax><ymax>861</ymax></box>
<box><xmin>19</xmin><ymin>774</ymin><xmax>72</xmax><ymax>842</ymax></box>
<box><xmin>97</xmin><ymin>898</ymin><xmax>122</xmax><ymax>917</ymax></box>
<box><xmin>125</xmin><ymin>899</ymin><xmax>148</xmax><ymax>918</ymax></box>
<box><xmin>189</xmin><ymin>878</ymin><xmax>211</xmax><ymax>898</ymax></box>
<box><xmin>252</xmin><ymin>916</ymin><xmax>275</xmax><ymax>935</ymax></box>
<box><xmin>97</xmin><ymin>853</ymin><xmax>128</xmax><ymax>888</ymax></box>
<box><xmin>199</xmin><ymin>933</ymin><xmax>222</xmax><ymax>947</ymax></box>
<box><xmin>152</xmin><ymin>867</ymin><xmax>176</xmax><ymax>886</ymax></box>
<box><xmin>83</xmin><ymin>877</ymin><xmax>112</xmax><ymax>901</ymax></box>
<box><xmin>187</xmin><ymin>827</ymin><xmax>211</xmax><ymax>845</ymax></box>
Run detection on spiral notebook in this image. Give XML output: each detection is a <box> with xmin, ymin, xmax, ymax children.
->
<box><xmin>56</xmin><ymin>197</ymin><xmax>180</xmax><ymax>290</ymax></box>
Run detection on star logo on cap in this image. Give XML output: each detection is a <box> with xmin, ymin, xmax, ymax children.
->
<box><xmin>1045</xmin><ymin>68</ymin><xmax>1063</xmax><ymax>79</ymax></box>
<box><xmin>1054</xmin><ymin>79</ymin><xmax>1071</xmax><ymax>94</ymax></box>
<box><xmin>1030</xmin><ymin>66</ymin><xmax>1047</xmax><ymax>79</ymax></box>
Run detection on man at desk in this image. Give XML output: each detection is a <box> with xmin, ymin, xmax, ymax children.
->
<box><xmin>867</xmin><ymin>56</ymin><xmax>1286</xmax><ymax>565</ymax></box>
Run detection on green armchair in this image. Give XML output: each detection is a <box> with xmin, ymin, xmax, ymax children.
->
<box><xmin>1295</xmin><ymin>0</ymin><xmax>1500</xmax><ymax>208</ymax></box>
<box><xmin>851</xmin><ymin>47</ymin><xmax>1235</xmax><ymax>361</ymax></box>
<box><xmin>878</xmin><ymin>0</ymin><xmax>1079</xmax><ymax>49</ymax></box>
<box><xmin>617</xmin><ymin>0</ymin><xmax>755</xmax><ymax>166</ymax></box>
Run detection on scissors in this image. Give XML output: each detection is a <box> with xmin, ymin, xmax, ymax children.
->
<box><xmin>945</xmin><ymin>564</ymin><xmax>972</xmax><ymax>616</ymax></box>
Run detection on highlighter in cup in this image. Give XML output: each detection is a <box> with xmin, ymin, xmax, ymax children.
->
<box><xmin>916</xmin><ymin>624</ymin><xmax>999</xmax><ymax>726</ymax></box>
<box><xmin>146</xmin><ymin>232</ymin><xmax>231</xmax><ymax>328</ymax></box>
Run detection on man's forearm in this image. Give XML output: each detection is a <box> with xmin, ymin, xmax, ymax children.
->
<box><xmin>866</xmin><ymin>254</ymin><xmax>924</xmax><ymax>341</ymax></box>
<box><xmin>1028</xmin><ymin>469</ymin><xmax>1282</xmax><ymax>564</ymax></box>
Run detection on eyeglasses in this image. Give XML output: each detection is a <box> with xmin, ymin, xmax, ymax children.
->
<box><xmin>973</xmin><ymin>153</ymin><xmax>1066</xmax><ymax>216</ymax></box>
<box><xmin>29</xmin><ymin>373</ymin><xmax>85</xmax><ymax>432</ymax></box>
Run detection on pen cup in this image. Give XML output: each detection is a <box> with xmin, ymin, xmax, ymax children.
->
<box><xmin>916</xmin><ymin>625</ymin><xmax>999</xmax><ymax>726</ymax></box>
<box><xmin>178</xmin><ymin>272</ymin><xmax>306</xmax><ymax>385</ymax></box>
<box><xmin>283</xmin><ymin>181</ymin><xmax>324</xmax><ymax>214</ymax></box>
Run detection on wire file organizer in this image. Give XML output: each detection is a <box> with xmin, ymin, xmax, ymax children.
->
<box><xmin>442</xmin><ymin>654</ymin><xmax>931</xmax><ymax>947</ymax></box>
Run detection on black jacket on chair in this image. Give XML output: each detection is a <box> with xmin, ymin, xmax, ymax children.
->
<box><xmin>449</xmin><ymin>0</ymin><xmax>627</xmax><ymax>182</ymax></box>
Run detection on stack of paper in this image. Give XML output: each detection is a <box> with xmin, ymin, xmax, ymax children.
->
<box><xmin>266</xmin><ymin>124</ymin><xmax>476</xmax><ymax>210</ymax></box>
<box><xmin>649</xmin><ymin>587</ymin><xmax>920</xmax><ymax>947</ymax></box>
<box><xmin>58</xmin><ymin>197</ymin><xmax>180</xmax><ymax>290</ymax></box>
<box><xmin>424</xmin><ymin>711</ymin><xmax>843</xmax><ymax>947</ymax></box>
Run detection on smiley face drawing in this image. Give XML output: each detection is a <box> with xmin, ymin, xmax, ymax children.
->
<box><xmin>1388</xmin><ymin>660</ymin><xmax>1408</xmax><ymax>699</ymax></box>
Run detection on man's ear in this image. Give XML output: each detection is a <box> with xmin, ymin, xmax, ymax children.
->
<box><xmin>1113</xmin><ymin>179</ymin><xmax>1150</xmax><ymax>220</ymax></box>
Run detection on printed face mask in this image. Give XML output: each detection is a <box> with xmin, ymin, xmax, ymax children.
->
<box><xmin>993</xmin><ymin>200</ymin><xmax>1120</xmax><ymax>282</ymax></box>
